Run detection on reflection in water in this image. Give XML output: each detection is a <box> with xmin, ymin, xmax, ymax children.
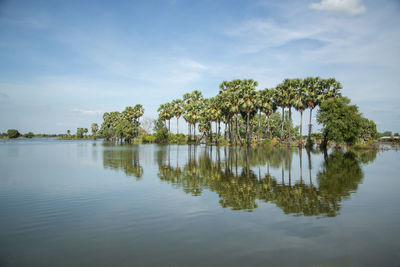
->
<box><xmin>103</xmin><ymin>145</ymin><xmax>143</xmax><ymax>179</ymax></box>
<box><xmin>100</xmin><ymin>143</ymin><xmax>377</xmax><ymax>216</ymax></box>
<box><xmin>155</xmin><ymin>146</ymin><xmax>377</xmax><ymax>217</ymax></box>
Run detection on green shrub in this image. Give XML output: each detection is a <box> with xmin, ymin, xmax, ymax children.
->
<box><xmin>7</xmin><ymin>129</ymin><xmax>20</xmax><ymax>139</ymax></box>
<box><xmin>23</xmin><ymin>132</ymin><xmax>34</xmax><ymax>138</ymax></box>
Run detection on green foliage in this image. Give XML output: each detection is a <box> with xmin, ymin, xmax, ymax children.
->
<box><xmin>153</xmin><ymin>119</ymin><xmax>168</xmax><ymax>143</ymax></box>
<box><xmin>76</xmin><ymin>128</ymin><xmax>88</xmax><ymax>138</ymax></box>
<box><xmin>99</xmin><ymin>105</ymin><xmax>144</xmax><ymax>142</ymax></box>
<box><xmin>317</xmin><ymin>97</ymin><xmax>362</xmax><ymax>146</ymax></box>
<box><xmin>7</xmin><ymin>129</ymin><xmax>21</xmax><ymax>138</ymax></box>
<box><xmin>23</xmin><ymin>132</ymin><xmax>34</xmax><ymax>138</ymax></box>
<box><xmin>359</xmin><ymin>118</ymin><xmax>377</xmax><ymax>140</ymax></box>
<box><xmin>378</xmin><ymin>131</ymin><xmax>393</xmax><ymax>138</ymax></box>
<box><xmin>91</xmin><ymin>123</ymin><xmax>98</xmax><ymax>137</ymax></box>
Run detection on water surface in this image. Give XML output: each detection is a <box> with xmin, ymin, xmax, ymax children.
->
<box><xmin>0</xmin><ymin>139</ymin><xmax>399</xmax><ymax>266</ymax></box>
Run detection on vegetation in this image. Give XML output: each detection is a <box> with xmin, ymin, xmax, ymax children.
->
<box><xmin>7</xmin><ymin>129</ymin><xmax>21</xmax><ymax>139</ymax></box>
<box><xmin>3</xmin><ymin>77</ymin><xmax>393</xmax><ymax>148</ymax></box>
<box><xmin>156</xmin><ymin>77</ymin><xmax>345</xmax><ymax>147</ymax></box>
<box><xmin>153</xmin><ymin>145</ymin><xmax>376</xmax><ymax>215</ymax></box>
<box><xmin>317</xmin><ymin>96</ymin><xmax>362</xmax><ymax>147</ymax></box>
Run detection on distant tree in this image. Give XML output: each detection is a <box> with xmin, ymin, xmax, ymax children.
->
<box><xmin>23</xmin><ymin>132</ymin><xmax>34</xmax><ymax>138</ymax></box>
<box><xmin>359</xmin><ymin>118</ymin><xmax>377</xmax><ymax>140</ymax></box>
<box><xmin>91</xmin><ymin>123</ymin><xmax>99</xmax><ymax>137</ymax></box>
<box><xmin>76</xmin><ymin>128</ymin><xmax>85</xmax><ymax>138</ymax></box>
<box><xmin>67</xmin><ymin>130</ymin><xmax>71</xmax><ymax>136</ymax></box>
<box><xmin>317</xmin><ymin>96</ymin><xmax>362</xmax><ymax>147</ymax></box>
<box><xmin>153</xmin><ymin>119</ymin><xmax>168</xmax><ymax>143</ymax></box>
<box><xmin>7</xmin><ymin>129</ymin><xmax>20</xmax><ymax>139</ymax></box>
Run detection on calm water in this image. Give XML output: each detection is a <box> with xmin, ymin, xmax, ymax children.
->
<box><xmin>0</xmin><ymin>139</ymin><xmax>399</xmax><ymax>266</ymax></box>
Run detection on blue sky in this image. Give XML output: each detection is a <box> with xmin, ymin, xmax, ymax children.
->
<box><xmin>0</xmin><ymin>0</ymin><xmax>399</xmax><ymax>134</ymax></box>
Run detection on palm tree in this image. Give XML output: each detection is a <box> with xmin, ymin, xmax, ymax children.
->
<box><xmin>172</xmin><ymin>99</ymin><xmax>183</xmax><ymax>134</ymax></box>
<box><xmin>294</xmin><ymin>79</ymin><xmax>307</xmax><ymax>146</ymax></box>
<box><xmin>210</xmin><ymin>96</ymin><xmax>223</xmax><ymax>145</ymax></box>
<box><xmin>133</xmin><ymin>104</ymin><xmax>144</xmax><ymax>137</ymax></box>
<box><xmin>183</xmin><ymin>90</ymin><xmax>203</xmax><ymax>142</ymax></box>
<box><xmin>238</xmin><ymin>79</ymin><xmax>258</xmax><ymax>146</ymax></box>
<box><xmin>157</xmin><ymin>104</ymin><xmax>168</xmax><ymax>128</ymax></box>
<box><xmin>219</xmin><ymin>81</ymin><xmax>236</xmax><ymax>145</ymax></box>
<box><xmin>273</xmin><ymin>84</ymin><xmax>288</xmax><ymax>141</ymax></box>
<box><xmin>304</xmin><ymin>77</ymin><xmax>323</xmax><ymax>144</ymax></box>
<box><xmin>258</xmin><ymin>88</ymin><xmax>277</xmax><ymax>139</ymax></box>
<box><xmin>321</xmin><ymin>78</ymin><xmax>342</xmax><ymax>100</ymax></box>
<box><xmin>279</xmin><ymin>78</ymin><xmax>299</xmax><ymax>142</ymax></box>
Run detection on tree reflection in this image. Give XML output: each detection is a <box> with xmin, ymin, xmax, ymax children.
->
<box><xmin>103</xmin><ymin>146</ymin><xmax>143</xmax><ymax>179</ymax></box>
<box><xmin>156</xmin><ymin>146</ymin><xmax>377</xmax><ymax>217</ymax></box>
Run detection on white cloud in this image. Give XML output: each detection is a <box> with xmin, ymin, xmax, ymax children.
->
<box><xmin>309</xmin><ymin>0</ymin><xmax>367</xmax><ymax>15</ymax></box>
<box><xmin>72</xmin><ymin>108</ymin><xmax>103</xmax><ymax>115</ymax></box>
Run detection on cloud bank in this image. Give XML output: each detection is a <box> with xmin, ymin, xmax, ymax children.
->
<box><xmin>309</xmin><ymin>0</ymin><xmax>367</xmax><ymax>15</ymax></box>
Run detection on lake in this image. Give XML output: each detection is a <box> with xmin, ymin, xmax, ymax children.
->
<box><xmin>0</xmin><ymin>139</ymin><xmax>399</xmax><ymax>266</ymax></box>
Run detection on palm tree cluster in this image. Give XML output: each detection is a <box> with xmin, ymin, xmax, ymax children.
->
<box><xmin>99</xmin><ymin>104</ymin><xmax>144</xmax><ymax>143</ymax></box>
<box><xmin>157</xmin><ymin>77</ymin><xmax>342</xmax><ymax>146</ymax></box>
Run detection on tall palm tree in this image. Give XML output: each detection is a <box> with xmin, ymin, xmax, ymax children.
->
<box><xmin>238</xmin><ymin>79</ymin><xmax>258</xmax><ymax>146</ymax></box>
<box><xmin>210</xmin><ymin>96</ymin><xmax>223</xmax><ymax>145</ymax></box>
<box><xmin>273</xmin><ymin>84</ymin><xmax>288</xmax><ymax>141</ymax></box>
<box><xmin>258</xmin><ymin>88</ymin><xmax>277</xmax><ymax>139</ymax></box>
<box><xmin>279</xmin><ymin>78</ymin><xmax>299</xmax><ymax>142</ymax></box>
<box><xmin>294</xmin><ymin>79</ymin><xmax>307</xmax><ymax>146</ymax></box>
<box><xmin>133</xmin><ymin>104</ymin><xmax>144</xmax><ymax>137</ymax></box>
<box><xmin>304</xmin><ymin>77</ymin><xmax>323</xmax><ymax>144</ymax></box>
<box><xmin>183</xmin><ymin>90</ymin><xmax>203</xmax><ymax>142</ymax></box>
<box><xmin>172</xmin><ymin>99</ymin><xmax>183</xmax><ymax>134</ymax></box>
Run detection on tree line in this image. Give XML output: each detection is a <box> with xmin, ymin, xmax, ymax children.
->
<box><xmin>156</xmin><ymin>77</ymin><xmax>377</xmax><ymax>147</ymax></box>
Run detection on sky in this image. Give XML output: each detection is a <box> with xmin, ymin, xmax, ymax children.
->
<box><xmin>0</xmin><ymin>0</ymin><xmax>399</xmax><ymax>134</ymax></box>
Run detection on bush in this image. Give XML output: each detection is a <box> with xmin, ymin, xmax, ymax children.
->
<box><xmin>153</xmin><ymin>119</ymin><xmax>168</xmax><ymax>143</ymax></box>
<box><xmin>23</xmin><ymin>132</ymin><xmax>34</xmax><ymax>138</ymax></box>
<box><xmin>7</xmin><ymin>129</ymin><xmax>21</xmax><ymax>139</ymax></box>
<box><xmin>141</xmin><ymin>134</ymin><xmax>156</xmax><ymax>143</ymax></box>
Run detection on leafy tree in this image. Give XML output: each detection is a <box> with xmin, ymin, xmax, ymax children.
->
<box><xmin>23</xmin><ymin>132</ymin><xmax>34</xmax><ymax>138</ymax></box>
<box><xmin>7</xmin><ymin>129</ymin><xmax>20</xmax><ymax>138</ymax></box>
<box><xmin>317</xmin><ymin>96</ymin><xmax>362</xmax><ymax>147</ymax></box>
<box><xmin>359</xmin><ymin>118</ymin><xmax>377</xmax><ymax>140</ymax></box>
<box><xmin>153</xmin><ymin>119</ymin><xmax>169</xmax><ymax>143</ymax></box>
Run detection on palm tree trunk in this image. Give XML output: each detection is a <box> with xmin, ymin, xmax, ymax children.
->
<box><xmin>288</xmin><ymin>107</ymin><xmax>292</xmax><ymax>143</ymax></box>
<box><xmin>176</xmin><ymin>117</ymin><xmax>179</xmax><ymax>135</ymax></box>
<box><xmin>235</xmin><ymin>116</ymin><xmax>239</xmax><ymax>146</ymax></box>
<box><xmin>281</xmin><ymin>107</ymin><xmax>285</xmax><ymax>140</ymax></box>
<box><xmin>168</xmin><ymin>119</ymin><xmax>170</xmax><ymax>132</ymax></box>
<box><xmin>267</xmin><ymin>115</ymin><xmax>271</xmax><ymax>139</ymax></box>
<box><xmin>308</xmin><ymin>108</ymin><xmax>313</xmax><ymax>143</ymax></box>
<box><xmin>299</xmin><ymin>148</ymin><xmax>303</xmax><ymax>184</ymax></box>
<box><xmin>236</xmin><ymin>116</ymin><xmax>243</xmax><ymax>146</ymax></box>
<box><xmin>217</xmin><ymin>121</ymin><xmax>220</xmax><ymax>145</ymax></box>
<box><xmin>229</xmin><ymin>119</ymin><xmax>233</xmax><ymax>146</ymax></box>
<box><xmin>246</xmin><ymin>112</ymin><xmax>250</xmax><ymax>146</ymax></box>
<box><xmin>258</xmin><ymin>110</ymin><xmax>261</xmax><ymax>143</ymax></box>
<box><xmin>194</xmin><ymin>123</ymin><xmax>196</xmax><ymax>143</ymax></box>
<box><xmin>188</xmin><ymin>123</ymin><xmax>191</xmax><ymax>141</ymax></box>
<box><xmin>299</xmin><ymin>111</ymin><xmax>303</xmax><ymax>147</ymax></box>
